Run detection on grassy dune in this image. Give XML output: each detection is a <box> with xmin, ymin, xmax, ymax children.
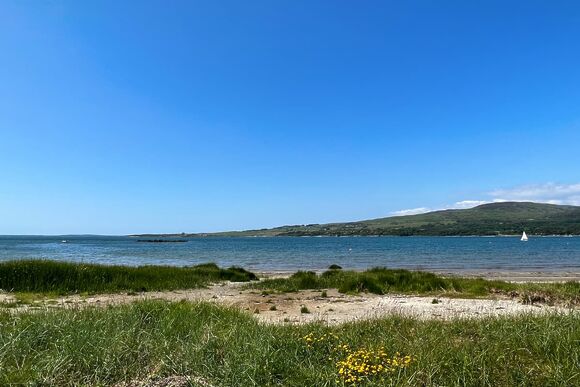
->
<box><xmin>0</xmin><ymin>301</ymin><xmax>578</xmax><ymax>386</ymax></box>
<box><xmin>0</xmin><ymin>260</ymin><xmax>257</xmax><ymax>294</ymax></box>
<box><xmin>251</xmin><ymin>268</ymin><xmax>580</xmax><ymax>305</ymax></box>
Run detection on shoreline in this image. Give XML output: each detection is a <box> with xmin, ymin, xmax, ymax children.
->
<box><xmin>434</xmin><ymin>270</ymin><xmax>580</xmax><ymax>282</ymax></box>
<box><xmin>2</xmin><ymin>261</ymin><xmax>578</xmax><ymax>325</ymax></box>
<box><xmin>129</xmin><ymin>234</ymin><xmax>580</xmax><ymax>238</ymax></box>
<box><xmin>255</xmin><ymin>269</ymin><xmax>580</xmax><ymax>282</ymax></box>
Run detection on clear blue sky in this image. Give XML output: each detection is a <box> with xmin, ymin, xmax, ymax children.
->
<box><xmin>1</xmin><ymin>1</ymin><xmax>580</xmax><ymax>234</ymax></box>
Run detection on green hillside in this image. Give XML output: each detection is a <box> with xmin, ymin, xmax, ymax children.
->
<box><xmin>139</xmin><ymin>202</ymin><xmax>580</xmax><ymax>237</ymax></box>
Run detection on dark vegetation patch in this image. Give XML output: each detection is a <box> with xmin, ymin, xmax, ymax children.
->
<box><xmin>0</xmin><ymin>260</ymin><xmax>257</xmax><ymax>294</ymax></box>
<box><xmin>250</xmin><ymin>268</ymin><xmax>580</xmax><ymax>305</ymax></box>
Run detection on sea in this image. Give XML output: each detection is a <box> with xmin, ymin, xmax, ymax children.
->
<box><xmin>1</xmin><ymin>235</ymin><xmax>579</xmax><ymax>274</ymax></box>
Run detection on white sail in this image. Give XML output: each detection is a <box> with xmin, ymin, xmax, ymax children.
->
<box><xmin>521</xmin><ymin>231</ymin><xmax>528</xmax><ymax>241</ymax></box>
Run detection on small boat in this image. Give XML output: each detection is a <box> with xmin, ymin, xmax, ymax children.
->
<box><xmin>61</xmin><ymin>240</ymin><xmax>69</xmax><ymax>243</ymax></box>
<box><xmin>521</xmin><ymin>232</ymin><xmax>528</xmax><ymax>242</ymax></box>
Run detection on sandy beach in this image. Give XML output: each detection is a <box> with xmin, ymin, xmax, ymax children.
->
<box><xmin>2</xmin><ymin>275</ymin><xmax>577</xmax><ymax>325</ymax></box>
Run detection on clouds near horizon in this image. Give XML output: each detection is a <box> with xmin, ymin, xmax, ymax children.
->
<box><xmin>392</xmin><ymin>183</ymin><xmax>580</xmax><ymax>216</ymax></box>
<box><xmin>491</xmin><ymin>183</ymin><xmax>580</xmax><ymax>205</ymax></box>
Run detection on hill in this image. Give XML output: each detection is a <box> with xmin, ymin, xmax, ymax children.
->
<box><xmin>137</xmin><ymin>202</ymin><xmax>580</xmax><ymax>237</ymax></box>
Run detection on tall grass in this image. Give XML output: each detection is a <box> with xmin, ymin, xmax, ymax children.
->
<box><xmin>251</xmin><ymin>268</ymin><xmax>580</xmax><ymax>305</ymax></box>
<box><xmin>0</xmin><ymin>301</ymin><xmax>578</xmax><ymax>386</ymax></box>
<box><xmin>0</xmin><ymin>260</ymin><xmax>257</xmax><ymax>294</ymax></box>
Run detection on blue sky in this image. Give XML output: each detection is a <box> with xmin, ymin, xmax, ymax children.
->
<box><xmin>1</xmin><ymin>1</ymin><xmax>580</xmax><ymax>234</ymax></box>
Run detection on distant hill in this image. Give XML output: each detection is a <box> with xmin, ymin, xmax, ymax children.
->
<box><xmin>136</xmin><ymin>202</ymin><xmax>580</xmax><ymax>237</ymax></box>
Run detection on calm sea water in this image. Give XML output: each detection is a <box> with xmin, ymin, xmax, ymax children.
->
<box><xmin>1</xmin><ymin>235</ymin><xmax>580</xmax><ymax>273</ymax></box>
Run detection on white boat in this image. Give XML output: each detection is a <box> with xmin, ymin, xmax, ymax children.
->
<box><xmin>521</xmin><ymin>231</ymin><xmax>528</xmax><ymax>241</ymax></box>
<box><xmin>61</xmin><ymin>240</ymin><xmax>69</xmax><ymax>243</ymax></box>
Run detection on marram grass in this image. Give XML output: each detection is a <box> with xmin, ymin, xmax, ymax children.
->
<box><xmin>251</xmin><ymin>268</ymin><xmax>580</xmax><ymax>305</ymax></box>
<box><xmin>1</xmin><ymin>260</ymin><xmax>578</xmax><ymax>307</ymax></box>
<box><xmin>0</xmin><ymin>259</ymin><xmax>257</xmax><ymax>294</ymax></box>
<box><xmin>0</xmin><ymin>301</ymin><xmax>578</xmax><ymax>386</ymax></box>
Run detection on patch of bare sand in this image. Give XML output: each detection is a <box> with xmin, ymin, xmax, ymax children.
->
<box><xmin>1</xmin><ymin>282</ymin><xmax>575</xmax><ymax>324</ymax></box>
<box><xmin>114</xmin><ymin>375</ymin><xmax>212</xmax><ymax>387</ymax></box>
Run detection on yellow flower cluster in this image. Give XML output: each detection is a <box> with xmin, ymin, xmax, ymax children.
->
<box><xmin>301</xmin><ymin>332</ymin><xmax>414</xmax><ymax>385</ymax></box>
<box><xmin>302</xmin><ymin>332</ymin><xmax>339</xmax><ymax>347</ymax></box>
<box><xmin>336</xmin><ymin>348</ymin><xmax>413</xmax><ymax>384</ymax></box>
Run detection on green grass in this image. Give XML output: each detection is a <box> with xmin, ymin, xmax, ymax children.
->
<box><xmin>0</xmin><ymin>301</ymin><xmax>578</xmax><ymax>386</ymax></box>
<box><xmin>250</xmin><ymin>268</ymin><xmax>580</xmax><ymax>305</ymax></box>
<box><xmin>1</xmin><ymin>260</ymin><xmax>578</xmax><ymax>307</ymax></box>
<box><xmin>0</xmin><ymin>260</ymin><xmax>257</xmax><ymax>294</ymax></box>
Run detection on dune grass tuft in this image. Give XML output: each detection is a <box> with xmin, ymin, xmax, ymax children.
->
<box><xmin>250</xmin><ymin>268</ymin><xmax>580</xmax><ymax>305</ymax></box>
<box><xmin>0</xmin><ymin>260</ymin><xmax>257</xmax><ymax>294</ymax></box>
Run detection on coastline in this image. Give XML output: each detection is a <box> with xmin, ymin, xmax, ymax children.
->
<box><xmin>433</xmin><ymin>270</ymin><xmax>580</xmax><ymax>282</ymax></box>
<box><xmin>130</xmin><ymin>234</ymin><xmax>580</xmax><ymax>238</ymax></box>
<box><xmin>255</xmin><ymin>269</ymin><xmax>580</xmax><ymax>282</ymax></box>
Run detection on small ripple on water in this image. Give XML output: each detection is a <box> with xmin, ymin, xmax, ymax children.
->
<box><xmin>0</xmin><ymin>235</ymin><xmax>579</xmax><ymax>273</ymax></box>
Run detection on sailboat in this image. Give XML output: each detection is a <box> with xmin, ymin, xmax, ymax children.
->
<box><xmin>521</xmin><ymin>231</ymin><xmax>528</xmax><ymax>242</ymax></box>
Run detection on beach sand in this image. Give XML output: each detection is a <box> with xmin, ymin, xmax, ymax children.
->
<box><xmin>1</xmin><ymin>275</ymin><xmax>577</xmax><ymax>325</ymax></box>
